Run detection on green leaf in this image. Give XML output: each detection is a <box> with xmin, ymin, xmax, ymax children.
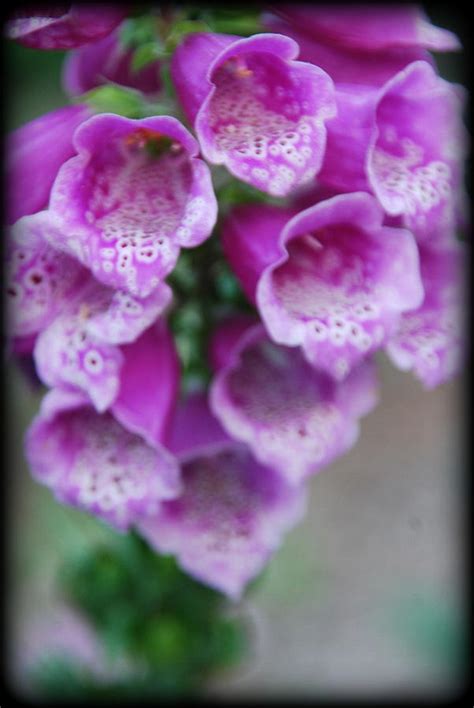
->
<box><xmin>76</xmin><ymin>84</ymin><xmax>144</xmax><ymax>118</ymax></box>
<box><xmin>131</xmin><ymin>42</ymin><xmax>164</xmax><ymax>73</ymax></box>
<box><xmin>119</xmin><ymin>15</ymin><xmax>159</xmax><ymax>49</ymax></box>
<box><xmin>164</xmin><ymin>19</ymin><xmax>212</xmax><ymax>52</ymax></box>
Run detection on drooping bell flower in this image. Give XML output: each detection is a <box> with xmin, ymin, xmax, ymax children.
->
<box><xmin>209</xmin><ymin>319</ymin><xmax>379</xmax><ymax>485</ymax></box>
<box><xmin>267</xmin><ymin>5</ymin><xmax>461</xmax><ymax>53</ymax></box>
<box><xmin>6</xmin><ymin>213</ymin><xmax>172</xmax><ymax>406</ymax></box>
<box><xmin>25</xmin><ymin>387</ymin><xmax>181</xmax><ymax>531</ymax></box>
<box><xmin>5</xmin><ymin>6</ymin><xmax>126</xmax><ymax>50</ymax></box>
<box><xmin>6</xmin><ymin>104</ymin><xmax>91</xmax><ymax>225</ymax></box>
<box><xmin>261</xmin><ymin>14</ymin><xmax>434</xmax><ymax>89</ymax></box>
<box><xmin>366</xmin><ymin>61</ymin><xmax>468</xmax><ymax>243</ymax></box>
<box><xmin>223</xmin><ymin>193</ymin><xmax>424</xmax><ymax>380</ymax></box>
<box><xmin>5</xmin><ymin>212</ymin><xmax>88</xmax><ymax>344</ymax></box>
<box><xmin>138</xmin><ymin>393</ymin><xmax>307</xmax><ymax>599</ymax></box>
<box><xmin>44</xmin><ymin>113</ymin><xmax>217</xmax><ymax>297</ymax></box>
<box><xmin>385</xmin><ymin>240</ymin><xmax>467</xmax><ymax>389</ymax></box>
<box><xmin>62</xmin><ymin>28</ymin><xmax>162</xmax><ymax>98</ymax></box>
<box><xmin>34</xmin><ymin>291</ymin><xmax>173</xmax><ymax>414</ymax></box>
<box><xmin>171</xmin><ymin>32</ymin><xmax>336</xmax><ymax>196</ymax></box>
<box><xmin>317</xmin><ymin>62</ymin><xmax>467</xmax><ymax>244</ymax></box>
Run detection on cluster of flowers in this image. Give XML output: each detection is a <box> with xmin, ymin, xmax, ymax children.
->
<box><xmin>6</xmin><ymin>6</ymin><xmax>468</xmax><ymax>599</ymax></box>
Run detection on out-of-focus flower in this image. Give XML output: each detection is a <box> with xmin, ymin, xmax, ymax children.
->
<box><xmin>44</xmin><ymin>114</ymin><xmax>217</xmax><ymax>297</ymax></box>
<box><xmin>317</xmin><ymin>62</ymin><xmax>467</xmax><ymax>243</ymax></box>
<box><xmin>25</xmin><ymin>383</ymin><xmax>181</xmax><ymax>531</ymax></box>
<box><xmin>366</xmin><ymin>61</ymin><xmax>468</xmax><ymax>243</ymax></box>
<box><xmin>6</xmin><ymin>213</ymin><xmax>88</xmax><ymax>348</ymax></box>
<box><xmin>6</xmin><ymin>104</ymin><xmax>91</xmax><ymax>225</ymax></box>
<box><xmin>34</xmin><ymin>288</ymin><xmax>173</xmax><ymax>412</ymax></box>
<box><xmin>209</xmin><ymin>320</ymin><xmax>379</xmax><ymax>484</ymax></box>
<box><xmin>223</xmin><ymin>193</ymin><xmax>423</xmax><ymax>380</ymax></box>
<box><xmin>262</xmin><ymin>15</ymin><xmax>431</xmax><ymax>89</ymax></box>
<box><xmin>263</xmin><ymin>5</ymin><xmax>460</xmax><ymax>88</ymax></box>
<box><xmin>267</xmin><ymin>5</ymin><xmax>461</xmax><ymax>52</ymax></box>
<box><xmin>386</xmin><ymin>240</ymin><xmax>467</xmax><ymax>388</ymax></box>
<box><xmin>6</xmin><ymin>6</ymin><xmax>126</xmax><ymax>50</ymax></box>
<box><xmin>139</xmin><ymin>393</ymin><xmax>307</xmax><ymax>599</ymax></box>
<box><xmin>171</xmin><ymin>32</ymin><xmax>336</xmax><ymax>196</ymax></box>
<box><xmin>62</xmin><ymin>28</ymin><xmax>162</xmax><ymax>98</ymax></box>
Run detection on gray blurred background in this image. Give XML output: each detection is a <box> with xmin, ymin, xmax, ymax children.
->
<box><xmin>4</xmin><ymin>7</ymin><xmax>470</xmax><ymax>701</ymax></box>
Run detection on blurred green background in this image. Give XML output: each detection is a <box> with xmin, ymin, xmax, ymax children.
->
<box><xmin>4</xmin><ymin>6</ymin><xmax>469</xmax><ymax>701</ymax></box>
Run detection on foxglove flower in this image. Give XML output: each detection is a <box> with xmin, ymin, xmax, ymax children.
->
<box><xmin>62</xmin><ymin>28</ymin><xmax>162</xmax><ymax>98</ymax></box>
<box><xmin>318</xmin><ymin>62</ymin><xmax>468</xmax><ymax>243</ymax></box>
<box><xmin>366</xmin><ymin>61</ymin><xmax>468</xmax><ymax>242</ymax></box>
<box><xmin>6</xmin><ymin>212</ymin><xmax>88</xmax><ymax>350</ymax></box>
<box><xmin>26</xmin><ymin>387</ymin><xmax>181</xmax><ymax>531</ymax></box>
<box><xmin>6</xmin><ymin>104</ymin><xmax>91</xmax><ymax>225</ymax></box>
<box><xmin>262</xmin><ymin>14</ymin><xmax>433</xmax><ymax>89</ymax></box>
<box><xmin>7</xmin><ymin>213</ymin><xmax>172</xmax><ymax>395</ymax></box>
<box><xmin>171</xmin><ymin>32</ymin><xmax>336</xmax><ymax>196</ymax></box>
<box><xmin>223</xmin><ymin>193</ymin><xmax>424</xmax><ymax>380</ymax></box>
<box><xmin>44</xmin><ymin>114</ymin><xmax>217</xmax><ymax>297</ymax></box>
<box><xmin>34</xmin><ymin>291</ymin><xmax>173</xmax><ymax>413</ymax></box>
<box><xmin>268</xmin><ymin>5</ymin><xmax>461</xmax><ymax>52</ymax></box>
<box><xmin>385</xmin><ymin>240</ymin><xmax>467</xmax><ymax>388</ymax></box>
<box><xmin>139</xmin><ymin>394</ymin><xmax>307</xmax><ymax>599</ymax></box>
<box><xmin>209</xmin><ymin>320</ymin><xmax>379</xmax><ymax>485</ymax></box>
<box><xmin>6</xmin><ymin>6</ymin><xmax>126</xmax><ymax>50</ymax></box>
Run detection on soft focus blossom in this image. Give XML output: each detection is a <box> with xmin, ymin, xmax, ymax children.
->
<box><xmin>267</xmin><ymin>5</ymin><xmax>461</xmax><ymax>52</ymax></box>
<box><xmin>139</xmin><ymin>393</ymin><xmax>307</xmax><ymax>599</ymax></box>
<box><xmin>25</xmin><ymin>386</ymin><xmax>181</xmax><ymax>531</ymax></box>
<box><xmin>43</xmin><ymin>113</ymin><xmax>217</xmax><ymax>297</ymax></box>
<box><xmin>317</xmin><ymin>62</ymin><xmax>467</xmax><ymax>244</ymax></box>
<box><xmin>6</xmin><ymin>104</ymin><xmax>91</xmax><ymax>225</ymax></box>
<box><xmin>172</xmin><ymin>32</ymin><xmax>336</xmax><ymax>196</ymax></box>
<box><xmin>366</xmin><ymin>61</ymin><xmax>468</xmax><ymax>243</ymax></box>
<box><xmin>6</xmin><ymin>213</ymin><xmax>88</xmax><ymax>347</ymax></box>
<box><xmin>385</xmin><ymin>240</ymin><xmax>467</xmax><ymax>388</ymax></box>
<box><xmin>209</xmin><ymin>321</ymin><xmax>379</xmax><ymax>484</ymax></box>
<box><xmin>34</xmin><ymin>289</ymin><xmax>173</xmax><ymax>412</ymax></box>
<box><xmin>262</xmin><ymin>14</ymin><xmax>433</xmax><ymax>89</ymax></box>
<box><xmin>62</xmin><ymin>28</ymin><xmax>162</xmax><ymax>98</ymax></box>
<box><xmin>6</xmin><ymin>6</ymin><xmax>126</xmax><ymax>50</ymax></box>
<box><xmin>223</xmin><ymin>193</ymin><xmax>424</xmax><ymax>380</ymax></box>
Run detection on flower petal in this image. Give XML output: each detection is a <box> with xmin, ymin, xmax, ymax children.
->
<box><xmin>25</xmin><ymin>388</ymin><xmax>181</xmax><ymax>531</ymax></box>
<box><xmin>47</xmin><ymin>114</ymin><xmax>217</xmax><ymax>296</ymax></box>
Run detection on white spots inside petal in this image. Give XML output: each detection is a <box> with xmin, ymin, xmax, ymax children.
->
<box><xmin>83</xmin><ymin>349</ymin><xmax>104</xmax><ymax>375</ymax></box>
<box><xmin>67</xmin><ymin>412</ymin><xmax>166</xmax><ymax>525</ymax></box>
<box><xmin>371</xmin><ymin>135</ymin><xmax>452</xmax><ymax>217</ymax></box>
<box><xmin>207</xmin><ymin>53</ymin><xmax>327</xmax><ymax>191</ymax></box>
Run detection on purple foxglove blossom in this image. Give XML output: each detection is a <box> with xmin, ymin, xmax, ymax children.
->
<box><xmin>171</xmin><ymin>32</ymin><xmax>336</xmax><ymax>196</ymax></box>
<box><xmin>62</xmin><ymin>28</ymin><xmax>162</xmax><ymax>98</ymax></box>
<box><xmin>209</xmin><ymin>321</ymin><xmax>379</xmax><ymax>486</ymax></box>
<box><xmin>6</xmin><ymin>6</ymin><xmax>126</xmax><ymax>50</ymax></box>
<box><xmin>110</xmin><ymin>321</ymin><xmax>181</xmax><ymax>448</ymax></box>
<box><xmin>6</xmin><ymin>212</ymin><xmax>89</xmax><ymax>341</ymax></box>
<box><xmin>366</xmin><ymin>61</ymin><xmax>468</xmax><ymax>243</ymax></box>
<box><xmin>318</xmin><ymin>62</ymin><xmax>467</xmax><ymax>243</ymax></box>
<box><xmin>34</xmin><ymin>286</ymin><xmax>172</xmax><ymax>413</ymax></box>
<box><xmin>45</xmin><ymin>113</ymin><xmax>217</xmax><ymax>297</ymax></box>
<box><xmin>138</xmin><ymin>393</ymin><xmax>307</xmax><ymax>599</ymax></box>
<box><xmin>262</xmin><ymin>15</ymin><xmax>433</xmax><ymax>88</ymax></box>
<box><xmin>385</xmin><ymin>241</ymin><xmax>467</xmax><ymax>389</ymax></box>
<box><xmin>267</xmin><ymin>5</ymin><xmax>461</xmax><ymax>52</ymax></box>
<box><xmin>6</xmin><ymin>104</ymin><xmax>91</xmax><ymax>225</ymax></box>
<box><xmin>223</xmin><ymin>193</ymin><xmax>424</xmax><ymax>380</ymax></box>
<box><xmin>25</xmin><ymin>387</ymin><xmax>181</xmax><ymax>531</ymax></box>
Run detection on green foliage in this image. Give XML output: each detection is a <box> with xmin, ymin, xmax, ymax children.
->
<box><xmin>30</xmin><ymin>533</ymin><xmax>248</xmax><ymax>699</ymax></box>
<box><xmin>76</xmin><ymin>84</ymin><xmax>145</xmax><ymax>118</ymax></box>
